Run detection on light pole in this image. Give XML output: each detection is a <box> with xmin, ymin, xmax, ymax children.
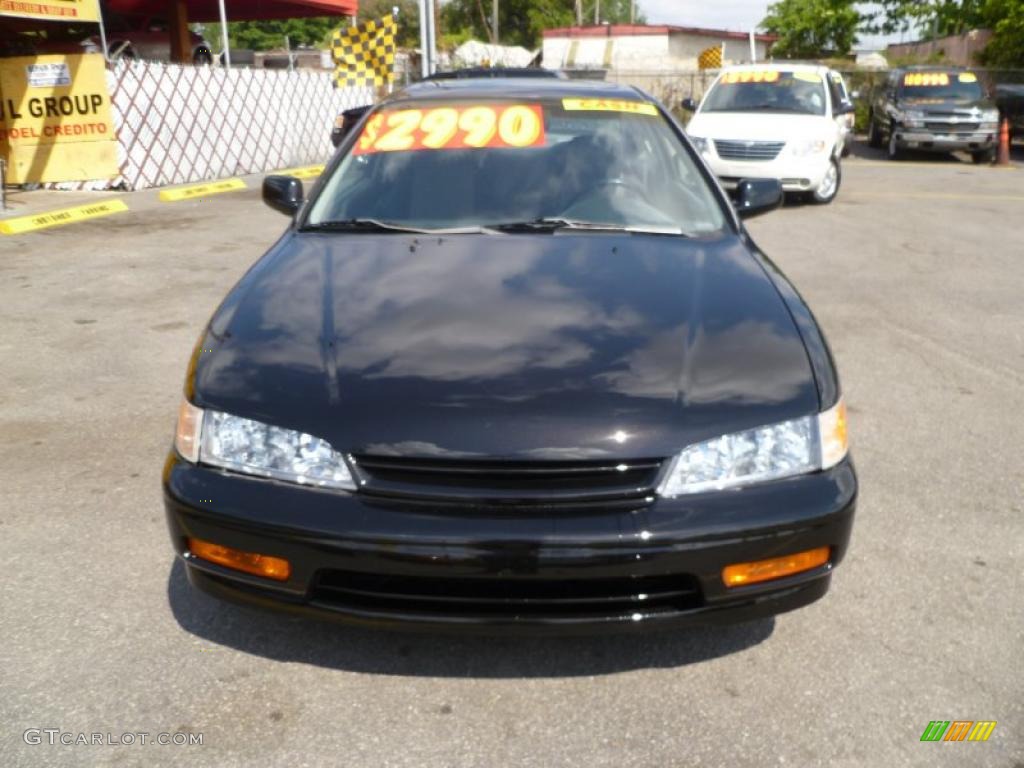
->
<box><xmin>492</xmin><ymin>0</ymin><xmax>499</xmax><ymax>44</ymax></box>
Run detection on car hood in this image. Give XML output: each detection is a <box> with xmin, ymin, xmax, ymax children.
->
<box><xmin>687</xmin><ymin>112</ymin><xmax>837</xmax><ymax>143</ymax></box>
<box><xmin>901</xmin><ymin>97</ymin><xmax>995</xmax><ymax>113</ymax></box>
<box><xmin>193</xmin><ymin>232</ymin><xmax>818</xmax><ymax>460</ymax></box>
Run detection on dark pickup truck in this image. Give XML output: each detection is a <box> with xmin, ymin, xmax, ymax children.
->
<box><xmin>867</xmin><ymin>67</ymin><xmax>1000</xmax><ymax>162</ymax></box>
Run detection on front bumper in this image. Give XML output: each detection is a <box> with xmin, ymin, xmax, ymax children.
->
<box><xmin>893</xmin><ymin>129</ymin><xmax>996</xmax><ymax>152</ymax></box>
<box><xmin>700</xmin><ymin>151</ymin><xmax>832</xmax><ymax>192</ymax></box>
<box><xmin>163</xmin><ymin>453</ymin><xmax>857</xmax><ymax>634</ymax></box>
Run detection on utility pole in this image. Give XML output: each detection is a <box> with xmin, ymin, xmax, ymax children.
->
<box><xmin>575</xmin><ymin>0</ymin><xmax>582</xmax><ymax>26</ymax></box>
<box><xmin>492</xmin><ymin>0</ymin><xmax>499</xmax><ymax>44</ymax></box>
<box><xmin>630</xmin><ymin>0</ymin><xmax>635</xmax><ymax>24</ymax></box>
<box><xmin>594</xmin><ymin>0</ymin><xmax>599</xmax><ymax>24</ymax></box>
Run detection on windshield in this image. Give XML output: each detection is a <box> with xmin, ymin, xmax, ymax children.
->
<box><xmin>899</xmin><ymin>72</ymin><xmax>984</xmax><ymax>102</ymax></box>
<box><xmin>307</xmin><ymin>97</ymin><xmax>725</xmax><ymax>235</ymax></box>
<box><xmin>702</xmin><ymin>70</ymin><xmax>827</xmax><ymax>116</ymax></box>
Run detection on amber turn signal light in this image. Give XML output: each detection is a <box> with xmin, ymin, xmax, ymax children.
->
<box><xmin>722</xmin><ymin>546</ymin><xmax>830</xmax><ymax>587</ymax></box>
<box><xmin>188</xmin><ymin>537</ymin><xmax>291</xmax><ymax>582</ymax></box>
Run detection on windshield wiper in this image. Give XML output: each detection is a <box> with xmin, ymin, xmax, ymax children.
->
<box><xmin>488</xmin><ymin>218</ymin><xmax>686</xmax><ymax>235</ymax></box>
<box><xmin>301</xmin><ymin>218</ymin><xmax>495</xmax><ymax>234</ymax></box>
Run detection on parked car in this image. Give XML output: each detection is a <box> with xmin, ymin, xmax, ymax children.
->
<box><xmin>166</xmin><ymin>77</ymin><xmax>857</xmax><ymax>633</ymax></box>
<box><xmin>683</xmin><ymin>64</ymin><xmax>852</xmax><ymax>204</ymax></box>
<box><xmin>867</xmin><ymin>67</ymin><xmax>999</xmax><ymax>163</ymax></box>
<box><xmin>331</xmin><ymin>105</ymin><xmax>371</xmax><ymax>147</ymax></box>
<box><xmin>2</xmin><ymin>15</ymin><xmax>212</xmax><ymax>64</ymax></box>
<box><xmin>995</xmin><ymin>83</ymin><xmax>1024</xmax><ymax>142</ymax></box>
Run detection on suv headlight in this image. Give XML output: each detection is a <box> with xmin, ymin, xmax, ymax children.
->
<box><xmin>690</xmin><ymin>135</ymin><xmax>711</xmax><ymax>154</ymax></box>
<box><xmin>790</xmin><ymin>139</ymin><xmax>828</xmax><ymax>156</ymax></box>
<box><xmin>658</xmin><ymin>399</ymin><xmax>848</xmax><ymax>497</ymax></box>
<box><xmin>980</xmin><ymin>109</ymin><xmax>999</xmax><ymax>129</ymax></box>
<box><xmin>175</xmin><ymin>401</ymin><xmax>356</xmax><ymax>490</ymax></box>
<box><xmin>895</xmin><ymin>109</ymin><xmax>926</xmax><ymax>128</ymax></box>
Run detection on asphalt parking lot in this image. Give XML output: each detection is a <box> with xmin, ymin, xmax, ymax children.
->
<box><xmin>2</xmin><ymin>148</ymin><xmax>1022</xmax><ymax>768</ymax></box>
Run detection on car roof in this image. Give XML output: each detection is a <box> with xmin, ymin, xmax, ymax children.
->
<box><xmin>719</xmin><ymin>62</ymin><xmax>829</xmax><ymax>74</ymax></box>
<box><xmin>425</xmin><ymin>67</ymin><xmax>564</xmax><ymax>81</ymax></box>
<box><xmin>388</xmin><ymin>77</ymin><xmax>648</xmax><ymax>104</ymax></box>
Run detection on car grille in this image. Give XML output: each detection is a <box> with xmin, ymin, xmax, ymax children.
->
<box><xmin>714</xmin><ymin>139</ymin><xmax>785</xmax><ymax>161</ymax></box>
<box><xmin>351</xmin><ymin>455</ymin><xmax>664</xmax><ymax>506</ymax></box>
<box><xmin>923</xmin><ymin>118</ymin><xmax>981</xmax><ymax>134</ymax></box>
<box><xmin>311</xmin><ymin>570</ymin><xmax>703</xmax><ymax>618</ymax></box>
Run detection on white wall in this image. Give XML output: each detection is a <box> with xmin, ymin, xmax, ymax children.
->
<box><xmin>543</xmin><ymin>31</ymin><xmax>770</xmax><ymax>71</ymax></box>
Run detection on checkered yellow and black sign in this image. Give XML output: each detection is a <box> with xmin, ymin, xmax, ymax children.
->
<box><xmin>331</xmin><ymin>14</ymin><xmax>397</xmax><ymax>89</ymax></box>
<box><xmin>698</xmin><ymin>43</ymin><xmax>723</xmax><ymax>70</ymax></box>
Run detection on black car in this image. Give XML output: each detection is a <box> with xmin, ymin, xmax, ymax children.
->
<box><xmin>166</xmin><ymin>78</ymin><xmax>857</xmax><ymax>633</ymax></box>
<box><xmin>867</xmin><ymin>66</ymin><xmax>1000</xmax><ymax>162</ymax></box>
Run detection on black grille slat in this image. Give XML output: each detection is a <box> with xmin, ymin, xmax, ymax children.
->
<box><xmin>714</xmin><ymin>139</ymin><xmax>785</xmax><ymax>161</ymax></box>
<box><xmin>352</xmin><ymin>455</ymin><xmax>664</xmax><ymax>505</ymax></box>
<box><xmin>312</xmin><ymin>570</ymin><xmax>703</xmax><ymax>617</ymax></box>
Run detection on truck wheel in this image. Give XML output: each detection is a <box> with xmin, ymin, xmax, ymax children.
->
<box><xmin>971</xmin><ymin>148</ymin><xmax>995</xmax><ymax>165</ymax></box>
<box><xmin>810</xmin><ymin>157</ymin><xmax>841</xmax><ymax>204</ymax></box>
<box><xmin>868</xmin><ymin>115</ymin><xmax>883</xmax><ymax>148</ymax></box>
<box><xmin>887</xmin><ymin>122</ymin><xmax>903</xmax><ymax>160</ymax></box>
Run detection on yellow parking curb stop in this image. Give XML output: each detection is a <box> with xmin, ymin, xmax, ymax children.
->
<box><xmin>159</xmin><ymin>178</ymin><xmax>247</xmax><ymax>202</ymax></box>
<box><xmin>0</xmin><ymin>199</ymin><xmax>129</xmax><ymax>235</ymax></box>
<box><xmin>272</xmin><ymin>165</ymin><xmax>325</xmax><ymax>179</ymax></box>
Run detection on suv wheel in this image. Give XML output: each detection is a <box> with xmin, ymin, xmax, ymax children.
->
<box><xmin>971</xmin><ymin>148</ymin><xmax>995</xmax><ymax>165</ymax></box>
<box><xmin>867</xmin><ymin>115</ymin><xmax>883</xmax><ymax>148</ymax></box>
<box><xmin>887</xmin><ymin>122</ymin><xmax>903</xmax><ymax>160</ymax></box>
<box><xmin>810</xmin><ymin>157</ymin><xmax>841</xmax><ymax>204</ymax></box>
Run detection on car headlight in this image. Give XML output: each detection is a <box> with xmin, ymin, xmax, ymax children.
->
<box><xmin>174</xmin><ymin>400</ymin><xmax>356</xmax><ymax>490</ymax></box>
<box><xmin>895</xmin><ymin>109</ymin><xmax>926</xmax><ymax>128</ymax></box>
<box><xmin>658</xmin><ymin>398</ymin><xmax>848</xmax><ymax>497</ymax></box>
<box><xmin>790</xmin><ymin>139</ymin><xmax>828</xmax><ymax>156</ymax></box>
<box><xmin>981</xmin><ymin>109</ymin><xmax>999</xmax><ymax>122</ymax></box>
<box><xmin>690</xmin><ymin>135</ymin><xmax>711</xmax><ymax>154</ymax></box>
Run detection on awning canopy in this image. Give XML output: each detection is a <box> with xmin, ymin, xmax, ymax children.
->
<box><xmin>105</xmin><ymin>0</ymin><xmax>358</xmax><ymax>22</ymax></box>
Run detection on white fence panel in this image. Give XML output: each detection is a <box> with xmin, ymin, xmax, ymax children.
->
<box><xmin>108</xmin><ymin>61</ymin><xmax>374</xmax><ymax>190</ymax></box>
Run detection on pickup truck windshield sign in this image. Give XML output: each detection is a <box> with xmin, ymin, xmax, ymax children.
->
<box><xmin>904</xmin><ymin>73</ymin><xmax>951</xmax><ymax>86</ymax></box>
<box><xmin>353</xmin><ymin>104</ymin><xmax>545</xmax><ymax>154</ymax></box>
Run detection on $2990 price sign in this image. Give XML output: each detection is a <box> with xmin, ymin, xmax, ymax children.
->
<box><xmin>353</xmin><ymin>104</ymin><xmax>545</xmax><ymax>155</ymax></box>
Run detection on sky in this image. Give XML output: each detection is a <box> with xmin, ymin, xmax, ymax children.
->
<box><xmin>638</xmin><ymin>0</ymin><xmax>909</xmax><ymax>50</ymax></box>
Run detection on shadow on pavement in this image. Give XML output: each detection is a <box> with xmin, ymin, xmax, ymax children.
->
<box><xmin>167</xmin><ymin>559</ymin><xmax>775</xmax><ymax>677</ymax></box>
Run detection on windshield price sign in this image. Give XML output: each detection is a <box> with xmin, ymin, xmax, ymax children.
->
<box><xmin>353</xmin><ymin>104</ymin><xmax>545</xmax><ymax>155</ymax></box>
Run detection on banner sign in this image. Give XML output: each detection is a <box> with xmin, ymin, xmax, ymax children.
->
<box><xmin>0</xmin><ymin>53</ymin><xmax>118</xmax><ymax>183</ymax></box>
<box><xmin>0</xmin><ymin>0</ymin><xmax>100</xmax><ymax>22</ymax></box>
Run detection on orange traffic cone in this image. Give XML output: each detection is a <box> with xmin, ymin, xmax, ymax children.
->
<box><xmin>996</xmin><ymin>116</ymin><xmax>1011</xmax><ymax>166</ymax></box>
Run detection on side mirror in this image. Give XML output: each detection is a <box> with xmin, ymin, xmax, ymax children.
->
<box><xmin>262</xmin><ymin>175</ymin><xmax>304</xmax><ymax>216</ymax></box>
<box><xmin>734</xmin><ymin>178</ymin><xmax>783</xmax><ymax>219</ymax></box>
<box><xmin>834</xmin><ymin>102</ymin><xmax>855</xmax><ymax>116</ymax></box>
<box><xmin>681</xmin><ymin>97</ymin><xmax>698</xmax><ymax>112</ymax></box>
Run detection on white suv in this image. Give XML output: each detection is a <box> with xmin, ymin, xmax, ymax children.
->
<box><xmin>685</xmin><ymin>64</ymin><xmax>853</xmax><ymax>204</ymax></box>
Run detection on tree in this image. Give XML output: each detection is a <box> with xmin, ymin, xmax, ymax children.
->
<box><xmin>760</xmin><ymin>0</ymin><xmax>861</xmax><ymax>58</ymax></box>
<box><xmin>865</xmin><ymin>0</ymin><xmax>1024</xmax><ymax>67</ymax></box>
<box><xmin>978</xmin><ymin>0</ymin><xmax>1024</xmax><ymax>66</ymax></box>
<box><xmin>359</xmin><ymin>0</ymin><xmax>421</xmax><ymax>48</ymax></box>
<box><xmin>442</xmin><ymin>0</ymin><xmax>644</xmax><ymax>50</ymax></box>
<box><xmin>864</xmin><ymin>0</ymin><xmax>986</xmax><ymax>37</ymax></box>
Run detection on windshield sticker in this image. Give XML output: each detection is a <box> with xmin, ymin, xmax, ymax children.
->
<box><xmin>791</xmin><ymin>72</ymin><xmax>822</xmax><ymax>83</ymax></box>
<box><xmin>353</xmin><ymin>104</ymin><xmax>545</xmax><ymax>154</ymax></box>
<box><xmin>903</xmin><ymin>73</ymin><xmax>950</xmax><ymax>86</ymax></box>
<box><xmin>958</xmin><ymin>72</ymin><xmax>978</xmax><ymax>83</ymax></box>
<box><xmin>561</xmin><ymin>98</ymin><xmax>658</xmax><ymax>116</ymax></box>
<box><xmin>721</xmin><ymin>71</ymin><xmax>780</xmax><ymax>84</ymax></box>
